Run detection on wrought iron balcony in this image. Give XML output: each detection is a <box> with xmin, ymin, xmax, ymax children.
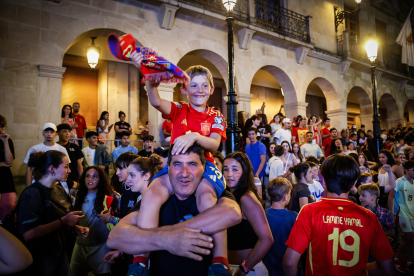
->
<box><xmin>254</xmin><ymin>0</ymin><xmax>310</xmax><ymax>43</ymax></box>
<box><xmin>383</xmin><ymin>50</ymin><xmax>408</xmax><ymax>75</ymax></box>
<box><xmin>336</xmin><ymin>33</ymin><xmax>368</xmax><ymax>62</ymax></box>
<box><xmin>177</xmin><ymin>0</ymin><xmax>249</xmax><ymax>22</ymax></box>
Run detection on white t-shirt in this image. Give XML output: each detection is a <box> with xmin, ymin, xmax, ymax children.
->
<box><xmin>270</xmin><ymin>123</ymin><xmax>282</xmax><ymax>140</ymax></box>
<box><xmin>24</xmin><ymin>143</ymin><xmax>71</xmax><ymax>163</ymax></box>
<box><xmin>300</xmin><ymin>143</ymin><xmax>323</xmax><ymax>158</ymax></box>
<box><xmin>82</xmin><ymin>147</ymin><xmax>96</xmax><ymax>167</ymax></box>
<box><xmin>268</xmin><ymin>156</ymin><xmax>284</xmax><ymax>180</ymax></box>
<box><xmin>275</xmin><ymin>128</ymin><xmax>291</xmax><ymax>146</ymax></box>
<box><xmin>395</xmin><ymin>176</ymin><xmax>414</xmax><ymax>219</ymax></box>
<box><xmin>307</xmin><ymin>180</ymin><xmax>325</xmax><ymax>202</ymax></box>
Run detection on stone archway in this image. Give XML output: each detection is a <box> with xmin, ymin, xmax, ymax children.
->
<box><xmin>404</xmin><ymin>99</ymin><xmax>414</xmax><ymax>127</ymax></box>
<box><xmin>348</xmin><ymin>86</ymin><xmax>372</xmax><ymax>129</ymax></box>
<box><xmin>379</xmin><ymin>93</ymin><xmax>401</xmax><ymax>129</ymax></box>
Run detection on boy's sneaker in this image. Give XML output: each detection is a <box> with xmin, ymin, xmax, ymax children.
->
<box><xmin>208</xmin><ymin>263</ymin><xmax>232</xmax><ymax>276</ymax></box>
<box><xmin>126</xmin><ymin>264</ymin><xmax>150</xmax><ymax>276</ymax></box>
<box><xmin>395</xmin><ymin>259</ymin><xmax>408</xmax><ymax>273</ymax></box>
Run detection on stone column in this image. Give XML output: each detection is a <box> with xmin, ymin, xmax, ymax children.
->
<box><xmin>128</xmin><ymin>64</ymin><xmax>140</xmax><ymax>141</ymax></box>
<box><xmin>148</xmin><ymin>83</ymin><xmax>175</xmax><ymax>147</ymax></box>
<box><xmin>284</xmin><ymin>102</ymin><xmax>308</xmax><ymax>120</ymax></box>
<box><xmin>359</xmin><ymin>114</ymin><xmax>374</xmax><ymax>130</ymax></box>
<box><xmin>325</xmin><ymin>108</ymin><xmax>348</xmax><ymax>130</ymax></box>
<box><xmin>37</xmin><ymin>65</ymin><xmax>67</xmax><ymax>143</ymax></box>
<box><xmin>236</xmin><ymin>93</ymin><xmax>253</xmax><ymax>118</ymax></box>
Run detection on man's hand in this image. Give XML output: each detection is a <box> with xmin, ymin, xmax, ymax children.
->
<box><xmin>103</xmin><ymin>250</ymin><xmax>122</xmax><ymax>263</ymax></box>
<box><xmin>131</xmin><ymin>52</ymin><xmax>143</xmax><ymax>68</ymax></box>
<box><xmin>97</xmin><ymin>207</ymin><xmax>112</xmax><ymax>224</ymax></box>
<box><xmin>163</xmin><ymin>228</ymin><xmax>213</xmax><ymax>261</ymax></box>
<box><xmin>172</xmin><ymin>132</ymin><xmax>199</xmax><ymax>155</ymax></box>
<box><xmin>74</xmin><ymin>225</ymin><xmax>89</xmax><ymax>239</ymax></box>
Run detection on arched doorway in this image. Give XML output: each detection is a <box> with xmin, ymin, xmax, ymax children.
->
<box><xmin>378</xmin><ymin>93</ymin><xmax>400</xmax><ymax>129</ymax></box>
<box><xmin>404</xmin><ymin>99</ymin><xmax>414</xmax><ymax>127</ymax></box>
<box><xmin>347</xmin><ymin>87</ymin><xmax>372</xmax><ymax>129</ymax></box>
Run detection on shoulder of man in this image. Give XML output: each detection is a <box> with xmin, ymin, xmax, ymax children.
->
<box><xmin>220</xmin><ymin>190</ymin><xmax>236</xmax><ymax>201</ymax></box>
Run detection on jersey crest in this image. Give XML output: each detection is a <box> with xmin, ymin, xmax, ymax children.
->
<box><xmin>173</xmin><ymin>102</ymin><xmax>183</xmax><ymax>108</ymax></box>
<box><xmin>201</xmin><ymin>123</ymin><xmax>211</xmax><ymax>136</ymax></box>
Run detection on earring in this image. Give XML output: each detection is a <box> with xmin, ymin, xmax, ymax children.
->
<box><xmin>52</xmin><ymin>172</ymin><xmax>56</xmax><ymax>176</ymax></box>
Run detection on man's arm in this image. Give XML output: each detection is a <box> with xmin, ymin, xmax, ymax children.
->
<box><xmin>255</xmin><ymin>154</ymin><xmax>266</xmax><ymax>178</ymax></box>
<box><xmin>77</xmin><ymin>159</ymin><xmax>83</xmax><ymax>179</ymax></box>
<box><xmin>366</xmin><ymin>259</ymin><xmax>395</xmax><ymax>276</ymax></box>
<box><xmin>107</xmin><ymin>211</ymin><xmax>213</xmax><ymax>260</ymax></box>
<box><xmin>163</xmin><ymin>196</ymin><xmax>242</xmax><ymax>235</ymax></box>
<box><xmin>26</xmin><ymin>166</ymin><xmax>32</xmax><ymax>186</ymax></box>
<box><xmin>283</xmin><ymin>247</ymin><xmax>301</xmax><ymax>276</ymax></box>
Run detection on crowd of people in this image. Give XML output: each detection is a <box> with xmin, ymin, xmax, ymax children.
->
<box><xmin>0</xmin><ymin>54</ymin><xmax>414</xmax><ymax>276</ymax></box>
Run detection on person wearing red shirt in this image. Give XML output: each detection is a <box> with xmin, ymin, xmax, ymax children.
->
<box><xmin>162</xmin><ymin>119</ymin><xmax>172</xmax><ymax>142</ymax></box>
<box><xmin>322</xmin><ymin>128</ymin><xmax>338</xmax><ymax>158</ymax></box>
<box><xmin>283</xmin><ymin>154</ymin><xmax>394</xmax><ymax>276</ymax></box>
<box><xmin>72</xmin><ymin>102</ymin><xmax>87</xmax><ymax>148</ymax></box>
<box><xmin>320</xmin><ymin>118</ymin><xmax>332</xmax><ymax>144</ymax></box>
<box><xmin>292</xmin><ymin>118</ymin><xmax>309</xmax><ymax>146</ymax></box>
<box><xmin>130</xmin><ymin>51</ymin><xmax>231</xmax><ymax>276</ymax></box>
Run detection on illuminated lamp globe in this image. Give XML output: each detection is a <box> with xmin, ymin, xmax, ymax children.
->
<box><xmin>86</xmin><ymin>37</ymin><xmax>100</xmax><ymax>69</ymax></box>
<box><xmin>365</xmin><ymin>40</ymin><xmax>378</xmax><ymax>63</ymax></box>
<box><xmin>355</xmin><ymin>0</ymin><xmax>362</xmax><ymax>4</ymax></box>
<box><xmin>222</xmin><ymin>0</ymin><xmax>237</xmax><ymax>11</ymax></box>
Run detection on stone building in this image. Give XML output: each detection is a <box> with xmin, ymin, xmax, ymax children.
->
<box><xmin>1</xmin><ymin>0</ymin><xmax>414</xmax><ymax>180</ymax></box>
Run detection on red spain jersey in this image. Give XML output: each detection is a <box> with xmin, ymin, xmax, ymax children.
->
<box><xmin>292</xmin><ymin>127</ymin><xmax>308</xmax><ymax>146</ymax></box>
<box><xmin>286</xmin><ymin>197</ymin><xmax>394</xmax><ymax>276</ymax></box>
<box><xmin>162</xmin><ymin>101</ymin><xmax>227</xmax><ymax>163</ymax></box>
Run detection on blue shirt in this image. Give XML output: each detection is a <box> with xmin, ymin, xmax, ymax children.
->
<box><xmin>245</xmin><ymin>141</ymin><xmax>267</xmax><ymax>178</ymax></box>
<box><xmin>112</xmin><ymin>145</ymin><xmax>138</xmax><ymax>162</ymax></box>
<box><xmin>263</xmin><ymin>208</ymin><xmax>303</xmax><ymax>276</ymax></box>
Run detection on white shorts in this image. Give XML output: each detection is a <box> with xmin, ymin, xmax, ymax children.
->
<box><xmin>230</xmin><ymin>261</ymin><xmax>268</xmax><ymax>275</ymax></box>
<box><xmin>399</xmin><ymin>216</ymin><xmax>414</xmax><ymax>233</ymax></box>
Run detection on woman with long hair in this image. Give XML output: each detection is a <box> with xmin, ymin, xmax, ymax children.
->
<box><xmin>308</xmin><ymin>115</ymin><xmax>322</xmax><ymax>146</ymax></box>
<box><xmin>270</xmin><ymin>114</ymin><xmax>282</xmax><ymax>143</ymax></box>
<box><xmin>71</xmin><ymin>166</ymin><xmax>120</xmax><ymax>276</ymax></box>
<box><xmin>0</xmin><ymin>115</ymin><xmax>16</xmax><ymax>220</ymax></box>
<box><xmin>291</xmin><ymin>142</ymin><xmax>305</xmax><ymax>163</ymax></box>
<box><xmin>224</xmin><ymin>152</ymin><xmax>273</xmax><ymax>275</ymax></box>
<box><xmin>289</xmin><ymin>162</ymin><xmax>315</xmax><ymax>213</ymax></box>
<box><xmin>257</xmin><ymin>114</ymin><xmax>272</xmax><ymax>148</ymax></box>
<box><xmin>330</xmin><ymin>138</ymin><xmax>344</xmax><ymax>155</ymax></box>
<box><xmin>97</xmin><ymin>111</ymin><xmax>114</xmax><ymax>139</ymax></box>
<box><xmin>61</xmin><ymin>105</ymin><xmax>78</xmax><ymax>144</ymax></box>
<box><xmin>378</xmin><ymin>149</ymin><xmax>404</xmax><ymax>187</ymax></box>
<box><xmin>357</xmin><ymin>130</ymin><xmax>367</xmax><ymax>152</ymax></box>
<box><xmin>280</xmin><ymin>141</ymin><xmax>298</xmax><ymax>173</ymax></box>
<box><xmin>357</xmin><ymin>153</ymin><xmax>375</xmax><ymax>173</ymax></box>
<box><xmin>16</xmin><ymin>150</ymin><xmax>86</xmax><ymax>275</ymax></box>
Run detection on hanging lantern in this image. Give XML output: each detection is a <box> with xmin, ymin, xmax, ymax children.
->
<box><xmin>86</xmin><ymin>37</ymin><xmax>100</xmax><ymax>70</ymax></box>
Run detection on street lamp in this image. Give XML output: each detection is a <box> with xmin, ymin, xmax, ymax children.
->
<box><xmin>86</xmin><ymin>37</ymin><xmax>100</xmax><ymax>70</ymax></box>
<box><xmin>365</xmin><ymin>39</ymin><xmax>381</xmax><ymax>158</ymax></box>
<box><xmin>334</xmin><ymin>0</ymin><xmax>362</xmax><ymax>32</ymax></box>
<box><xmin>223</xmin><ymin>0</ymin><xmax>240</xmax><ymax>153</ymax></box>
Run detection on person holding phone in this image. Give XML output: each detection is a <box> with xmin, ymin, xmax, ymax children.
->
<box><xmin>97</xmin><ymin>111</ymin><xmax>114</xmax><ymax>140</ymax></box>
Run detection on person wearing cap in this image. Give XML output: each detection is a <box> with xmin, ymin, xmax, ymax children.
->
<box><xmin>112</xmin><ymin>131</ymin><xmax>138</xmax><ymax>165</ymax></box>
<box><xmin>274</xmin><ymin>118</ymin><xmax>292</xmax><ymax>146</ymax></box>
<box><xmin>57</xmin><ymin>123</ymin><xmax>84</xmax><ymax>184</ymax></box>
<box><xmin>24</xmin><ymin>123</ymin><xmax>71</xmax><ymax>186</ymax></box>
<box><xmin>81</xmin><ymin>131</ymin><xmax>111</xmax><ymax>175</ymax></box>
<box><xmin>138</xmin><ymin>135</ymin><xmax>154</xmax><ymax>158</ymax></box>
<box><xmin>153</xmin><ymin>146</ymin><xmax>169</xmax><ymax>169</ymax></box>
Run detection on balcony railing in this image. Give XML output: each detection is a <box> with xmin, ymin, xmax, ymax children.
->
<box><xmin>254</xmin><ymin>0</ymin><xmax>310</xmax><ymax>43</ymax></box>
<box><xmin>337</xmin><ymin>35</ymin><xmax>344</xmax><ymax>56</ymax></box>
<box><xmin>336</xmin><ymin>33</ymin><xmax>368</xmax><ymax>61</ymax></box>
<box><xmin>177</xmin><ymin>0</ymin><xmax>250</xmax><ymax>22</ymax></box>
<box><xmin>383</xmin><ymin>50</ymin><xmax>408</xmax><ymax>75</ymax></box>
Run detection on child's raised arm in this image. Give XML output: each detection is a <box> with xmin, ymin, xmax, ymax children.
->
<box><xmin>131</xmin><ymin>52</ymin><xmax>171</xmax><ymax>116</ymax></box>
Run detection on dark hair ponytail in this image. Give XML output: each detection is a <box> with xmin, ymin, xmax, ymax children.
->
<box><xmin>130</xmin><ymin>154</ymin><xmax>163</xmax><ymax>179</ymax></box>
<box><xmin>27</xmin><ymin>150</ymin><xmax>67</xmax><ymax>180</ymax></box>
<box><xmin>289</xmin><ymin>162</ymin><xmax>311</xmax><ymax>181</ymax></box>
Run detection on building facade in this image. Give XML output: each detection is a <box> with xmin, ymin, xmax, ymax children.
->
<box><xmin>1</xmin><ymin>0</ymin><xmax>413</xmax><ymax>179</ymax></box>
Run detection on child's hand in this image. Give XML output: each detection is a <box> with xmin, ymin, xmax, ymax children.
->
<box><xmin>172</xmin><ymin>132</ymin><xmax>199</xmax><ymax>155</ymax></box>
<box><xmin>131</xmin><ymin>52</ymin><xmax>143</xmax><ymax>68</ymax></box>
<box><xmin>97</xmin><ymin>207</ymin><xmax>112</xmax><ymax>223</ymax></box>
<box><xmin>74</xmin><ymin>225</ymin><xmax>89</xmax><ymax>239</ymax></box>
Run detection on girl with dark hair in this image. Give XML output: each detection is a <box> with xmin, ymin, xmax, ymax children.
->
<box><xmin>61</xmin><ymin>105</ymin><xmax>78</xmax><ymax>144</ymax></box>
<box><xmin>267</xmin><ymin>142</ymin><xmax>276</xmax><ymax>160</ymax></box>
<box><xmin>270</xmin><ymin>114</ymin><xmax>282</xmax><ymax>143</ymax></box>
<box><xmin>16</xmin><ymin>150</ymin><xmax>87</xmax><ymax>276</ymax></box>
<box><xmin>257</xmin><ymin>114</ymin><xmax>272</xmax><ymax>148</ymax></box>
<box><xmin>330</xmin><ymin>138</ymin><xmax>344</xmax><ymax>155</ymax></box>
<box><xmin>223</xmin><ymin>152</ymin><xmax>273</xmax><ymax>275</ymax></box>
<box><xmin>97</xmin><ymin>111</ymin><xmax>114</xmax><ymax>140</ymax></box>
<box><xmin>71</xmin><ymin>166</ymin><xmax>120</xmax><ymax>276</ymax></box>
<box><xmin>114</xmin><ymin>111</ymin><xmax>132</xmax><ymax>147</ymax></box>
<box><xmin>281</xmin><ymin>140</ymin><xmax>298</xmax><ymax>172</ymax></box>
<box><xmin>357</xmin><ymin>130</ymin><xmax>367</xmax><ymax>152</ymax></box>
<box><xmin>291</xmin><ymin>142</ymin><xmax>305</xmax><ymax>163</ymax></box>
<box><xmin>378</xmin><ymin>149</ymin><xmax>404</xmax><ymax>186</ymax></box>
<box><xmin>357</xmin><ymin>153</ymin><xmax>376</xmax><ymax>173</ymax></box>
<box><xmin>289</xmin><ymin>162</ymin><xmax>315</xmax><ymax>213</ymax></box>
<box><xmin>0</xmin><ymin>115</ymin><xmax>16</xmax><ymax>220</ymax></box>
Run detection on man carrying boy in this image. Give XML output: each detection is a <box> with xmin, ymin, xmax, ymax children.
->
<box><xmin>81</xmin><ymin>131</ymin><xmax>111</xmax><ymax>175</ymax></box>
<box><xmin>358</xmin><ymin>184</ymin><xmax>395</xmax><ymax>237</ymax></box>
<box><xmin>263</xmin><ymin>178</ymin><xmax>303</xmax><ymax>276</ymax></box>
<box><xmin>389</xmin><ymin>160</ymin><xmax>414</xmax><ymax>273</ymax></box>
<box><xmin>131</xmin><ymin>53</ymin><xmax>229</xmax><ymax>275</ymax></box>
<box><xmin>283</xmin><ymin>154</ymin><xmax>394</xmax><ymax>276</ymax></box>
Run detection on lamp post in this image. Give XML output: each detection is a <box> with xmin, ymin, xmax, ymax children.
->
<box><xmin>365</xmin><ymin>39</ymin><xmax>382</xmax><ymax>158</ymax></box>
<box><xmin>223</xmin><ymin>0</ymin><xmax>240</xmax><ymax>153</ymax></box>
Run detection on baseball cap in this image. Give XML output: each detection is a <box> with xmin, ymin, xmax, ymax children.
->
<box><xmin>43</xmin><ymin>122</ymin><xmax>57</xmax><ymax>131</ymax></box>
<box><xmin>282</xmin><ymin>118</ymin><xmax>291</xmax><ymax>123</ymax></box>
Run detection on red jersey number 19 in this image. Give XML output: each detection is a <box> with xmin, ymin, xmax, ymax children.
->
<box><xmin>328</xmin><ymin>228</ymin><xmax>360</xmax><ymax>267</ymax></box>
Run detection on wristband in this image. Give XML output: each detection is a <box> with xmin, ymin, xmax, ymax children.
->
<box><xmin>59</xmin><ymin>218</ymin><xmax>64</xmax><ymax>227</ymax></box>
<box><xmin>239</xmin><ymin>260</ymin><xmax>252</xmax><ymax>273</ymax></box>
